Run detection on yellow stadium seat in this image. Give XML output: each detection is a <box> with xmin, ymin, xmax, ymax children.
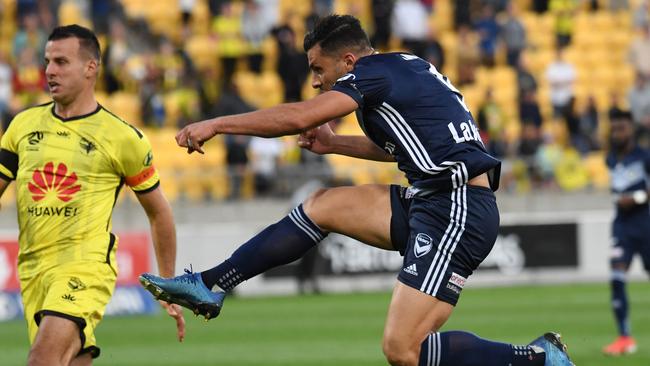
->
<box><xmin>105</xmin><ymin>92</ymin><xmax>143</xmax><ymax>127</ymax></box>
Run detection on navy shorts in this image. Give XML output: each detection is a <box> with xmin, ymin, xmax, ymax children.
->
<box><xmin>390</xmin><ymin>184</ymin><xmax>499</xmax><ymax>305</ymax></box>
<box><xmin>611</xmin><ymin>219</ymin><xmax>650</xmax><ymax>271</ymax></box>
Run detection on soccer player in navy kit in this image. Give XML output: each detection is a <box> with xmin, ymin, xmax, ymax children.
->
<box><xmin>603</xmin><ymin>110</ymin><xmax>650</xmax><ymax>356</ymax></box>
<box><xmin>141</xmin><ymin>15</ymin><xmax>573</xmax><ymax>366</ymax></box>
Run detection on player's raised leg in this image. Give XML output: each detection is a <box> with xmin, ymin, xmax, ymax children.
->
<box><xmin>28</xmin><ymin>315</ymin><xmax>90</xmax><ymax>366</ymax></box>
<box><xmin>140</xmin><ymin>184</ymin><xmax>394</xmax><ymax>318</ymax></box>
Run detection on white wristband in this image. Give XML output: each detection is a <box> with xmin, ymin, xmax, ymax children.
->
<box><xmin>632</xmin><ymin>190</ymin><xmax>648</xmax><ymax>204</ymax></box>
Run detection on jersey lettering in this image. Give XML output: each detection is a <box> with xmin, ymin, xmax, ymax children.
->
<box><xmin>448</xmin><ymin>121</ymin><xmax>482</xmax><ymax>144</ymax></box>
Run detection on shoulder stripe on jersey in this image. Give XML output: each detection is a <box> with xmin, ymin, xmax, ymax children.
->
<box><xmin>377</xmin><ymin>103</ymin><xmax>445</xmax><ymax>174</ymax></box>
<box><xmin>101</xmin><ymin>106</ymin><xmax>144</xmax><ymax>139</ymax></box>
<box><xmin>376</xmin><ymin>102</ymin><xmax>469</xmax><ymax>187</ymax></box>
<box><xmin>0</xmin><ymin>148</ymin><xmax>18</xmax><ymax>179</ymax></box>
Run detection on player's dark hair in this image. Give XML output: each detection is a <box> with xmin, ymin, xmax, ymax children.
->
<box><xmin>610</xmin><ymin>109</ymin><xmax>633</xmax><ymax>123</ymax></box>
<box><xmin>48</xmin><ymin>24</ymin><xmax>101</xmax><ymax>61</ymax></box>
<box><xmin>303</xmin><ymin>14</ymin><xmax>371</xmax><ymax>55</ymax></box>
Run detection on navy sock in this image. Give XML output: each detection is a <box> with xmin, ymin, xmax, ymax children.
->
<box><xmin>611</xmin><ymin>270</ymin><xmax>630</xmax><ymax>336</ymax></box>
<box><xmin>419</xmin><ymin>331</ymin><xmax>545</xmax><ymax>366</ymax></box>
<box><xmin>201</xmin><ymin>205</ymin><xmax>327</xmax><ymax>291</ymax></box>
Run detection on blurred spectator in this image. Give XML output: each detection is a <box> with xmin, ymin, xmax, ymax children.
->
<box><xmin>534</xmin><ymin>135</ymin><xmax>563</xmax><ymax>188</ymax></box>
<box><xmin>424</xmin><ymin>26</ymin><xmax>445</xmax><ymax>71</ymax></box>
<box><xmin>213</xmin><ymin>83</ymin><xmax>255</xmax><ymax>199</ymax></box>
<box><xmin>208</xmin><ymin>0</ymin><xmax>228</xmax><ymax>17</ymax></box>
<box><xmin>38</xmin><ymin>0</ymin><xmax>61</xmax><ymax>30</ymax></box>
<box><xmin>549</xmin><ymin>0</ymin><xmax>576</xmax><ymax>48</ymax></box>
<box><xmin>628</xmin><ymin>72</ymin><xmax>650</xmax><ymax>146</ymax></box>
<box><xmin>306</xmin><ymin>0</ymin><xmax>333</xmax><ymax>32</ymax></box>
<box><xmin>608</xmin><ymin>91</ymin><xmax>625</xmax><ymax>119</ymax></box>
<box><xmin>579</xmin><ymin>95</ymin><xmax>601</xmax><ymax>152</ymax></box>
<box><xmin>633</xmin><ymin>0</ymin><xmax>649</xmax><ymax>28</ymax></box>
<box><xmin>516</xmin><ymin>53</ymin><xmax>538</xmax><ymax>97</ymax></box>
<box><xmin>225</xmin><ymin>134</ymin><xmax>251</xmax><ymax>200</ymax></box>
<box><xmin>16</xmin><ymin>0</ymin><xmax>38</xmax><ymax>19</ymax></box>
<box><xmin>500</xmin><ymin>3</ymin><xmax>527</xmax><ymax>68</ymax></box>
<box><xmin>249</xmin><ymin>137</ymin><xmax>284</xmax><ymax>196</ymax></box>
<box><xmin>91</xmin><ymin>0</ymin><xmax>119</xmax><ymax>35</ymax></box>
<box><xmin>517</xmin><ymin>124</ymin><xmax>543</xmax><ymax>187</ymax></box>
<box><xmin>532</xmin><ymin>0</ymin><xmax>549</xmax><ymax>13</ymax></box>
<box><xmin>564</xmin><ymin>96</ymin><xmax>598</xmax><ymax>155</ymax></box>
<box><xmin>139</xmin><ymin>51</ymin><xmax>165</xmax><ymax>127</ymax></box>
<box><xmin>156</xmin><ymin>38</ymin><xmax>187</xmax><ymax>91</ymax></box>
<box><xmin>0</xmin><ymin>50</ymin><xmax>12</xmax><ymax>128</ymax></box>
<box><xmin>103</xmin><ymin>18</ymin><xmax>133</xmax><ymax>93</ymax></box>
<box><xmin>587</xmin><ymin>0</ymin><xmax>600</xmax><ymax>11</ymax></box>
<box><xmin>474</xmin><ymin>4</ymin><xmax>500</xmax><ymax>67</ymax></box>
<box><xmin>453</xmin><ymin>0</ymin><xmax>472</xmax><ymax>29</ymax></box>
<box><xmin>212</xmin><ymin>2</ymin><xmax>246</xmax><ymax>86</ymax></box>
<box><xmin>519</xmin><ymin>90</ymin><xmax>542</xmax><ymax>128</ymax></box>
<box><xmin>12</xmin><ymin>12</ymin><xmax>46</xmax><ymax>65</ymax></box>
<box><xmin>609</xmin><ymin>0</ymin><xmax>629</xmax><ymax>12</ymax></box>
<box><xmin>628</xmin><ymin>24</ymin><xmax>650</xmax><ymax>78</ymax></box>
<box><xmin>554</xmin><ymin>146</ymin><xmax>589</xmax><ymax>191</ymax></box>
<box><xmin>456</xmin><ymin>25</ymin><xmax>480</xmax><ymax>86</ymax></box>
<box><xmin>241</xmin><ymin>0</ymin><xmax>276</xmax><ymax>74</ymax></box>
<box><xmin>391</xmin><ymin>0</ymin><xmax>429</xmax><ymax>58</ymax></box>
<box><xmin>12</xmin><ymin>47</ymin><xmax>46</xmax><ymax>107</ymax></box>
<box><xmin>564</xmin><ymin>97</ymin><xmax>584</xmax><ymax>153</ymax></box>
<box><xmin>272</xmin><ymin>24</ymin><xmax>309</xmax><ymax>102</ymax></box>
<box><xmin>545</xmin><ymin>47</ymin><xmax>576</xmax><ymax>118</ymax></box>
<box><xmin>371</xmin><ymin>0</ymin><xmax>394</xmax><ymax>51</ymax></box>
<box><xmin>477</xmin><ymin>88</ymin><xmax>508</xmax><ymax>158</ymax></box>
<box><xmin>180</xmin><ymin>0</ymin><xmax>196</xmax><ymax>39</ymax></box>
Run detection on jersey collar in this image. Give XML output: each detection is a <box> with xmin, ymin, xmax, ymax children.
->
<box><xmin>51</xmin><ymin>103</ymin><xmax>101</xmax><ymax>122</ymax></box>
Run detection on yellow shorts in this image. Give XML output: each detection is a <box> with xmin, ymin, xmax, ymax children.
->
<box><xmin>20</xmin><ymin>261</ymin><xmax>117</xmax><ymax>358</ymax></box>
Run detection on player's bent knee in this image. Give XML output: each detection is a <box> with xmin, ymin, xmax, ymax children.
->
<box><xmin>27</xmin><ymin>347</ymin><xmax>66</xmax><ymax>366</ymax></box>
<box><xmin>382</xmin><ymin>334</ymin><xmax>419</xmax><ymax>366</ymax></box>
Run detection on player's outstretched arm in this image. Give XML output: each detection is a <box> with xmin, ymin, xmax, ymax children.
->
<box><xmin>136</xmin><ymin>187</ymin><xmax>186</xmax><ymax>342</ymax></box>
<box><xmin>298</xmin><ymin>123</ymin><xmax>394</xmax><ymax>162</ymax></box>
<box><xmin>176</xmin><ymin>91</ymin><xmax>358</xmax><ymax>154</ymax></box>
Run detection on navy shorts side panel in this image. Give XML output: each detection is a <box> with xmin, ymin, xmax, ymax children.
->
<box><xmin>395</xmin><ymin>186</ymin><xmax>499</xmax><ymax>305</ymax></box>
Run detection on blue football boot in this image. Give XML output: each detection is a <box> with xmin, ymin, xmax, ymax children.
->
<box><xmin>139</xmin><ymin>269</ymin><xmax>226</xmax><ymax>320</ymax></box>
<box><xmin>529</xmin><ymin>332</ymin><xmax>575</xmax><ymax>366</ymax></box>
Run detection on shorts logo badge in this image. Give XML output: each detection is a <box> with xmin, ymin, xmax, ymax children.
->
<box><xmin>403</xmin><ymin>263</ymin><xmax>418</xmax><ymax>276</ymax></box>
<box><xmin>449</xmin><ymin>272</ymin><xmax>467</xmax><ymax>289</ymax></box>
<box><xmin>414</xmin><ymin>233</ymin><xmax>433</xmax><ymax>258</ymax></box>
<box><xmin>68</xmin><ymin>277</ymin><xmax>86</xmax><ymax>291</ymax></box>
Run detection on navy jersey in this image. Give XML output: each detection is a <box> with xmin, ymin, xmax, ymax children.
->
<box><xmin>332</xmin><ymin>53</ymin><xmax>500</xmax><ymax>191</ymax></box>
<box><xmin>606</xmin><ymin>146</ymin><xmax>650</xmax><ymax>223</ymax></box>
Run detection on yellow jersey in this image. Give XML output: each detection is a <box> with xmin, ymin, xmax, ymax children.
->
<box><xmin>0</xmin><ymin>102</ymin><xmax>159</xmax><ymax>279</ymax></box>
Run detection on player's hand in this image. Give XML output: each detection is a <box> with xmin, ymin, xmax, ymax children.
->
<box><xmin>176</xmin><ymin>119</ymin><xmax>219</xmax><ymax>154</ymax></box>
<box><xmin>616</xmin><ymin>195</ymin><xmax>637</xmax><ymax>211</ymax></box>
<box><xmin>298</xmin><ymin>123</ymin><xmax>335</xmax><ymax>155</ymax></box>
<box><xmin>160</xmin><ymin>300</ymin><xmax>186</xmax><ymax>342</ymax></box>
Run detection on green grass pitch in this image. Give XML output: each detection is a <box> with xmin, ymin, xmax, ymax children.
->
<box><xmin>1</xmin><ymin>282</ymin><xmax>648</xmax><ymax>365</ymax></box>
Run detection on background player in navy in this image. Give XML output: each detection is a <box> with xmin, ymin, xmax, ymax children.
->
<box><xmin>603</xmin><ymin>110</ymin><xmax>650</xmax><ymax>356</ymax></box>
<box><xmin>141</xmin><ymin>15</ymin><xmax>573</xmax><ymax>366</ymax></box>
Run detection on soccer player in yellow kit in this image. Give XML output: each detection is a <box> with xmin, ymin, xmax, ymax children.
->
<box><xmin>0</xmin><ymin>25</ymin><xmax>185</xmax><ymax>365</ymax></box>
